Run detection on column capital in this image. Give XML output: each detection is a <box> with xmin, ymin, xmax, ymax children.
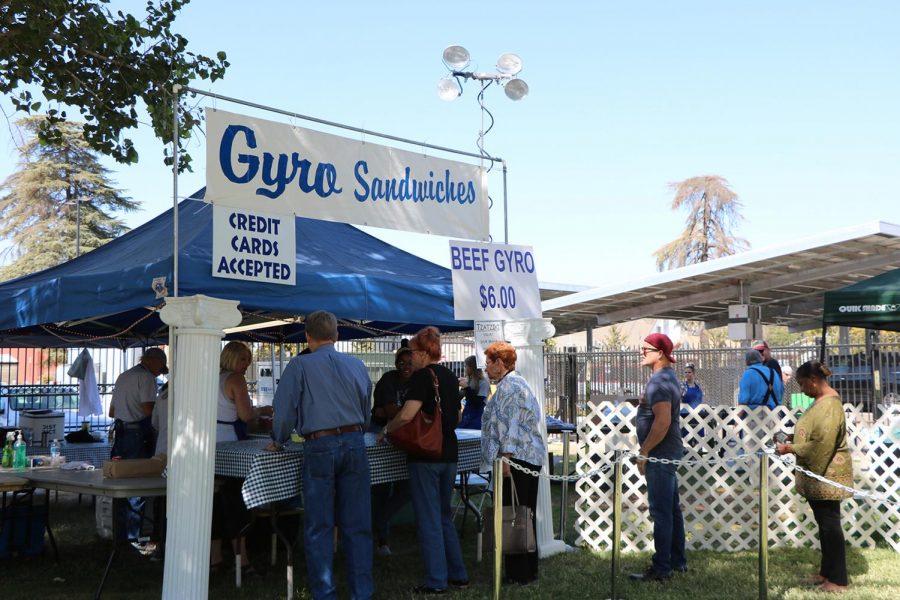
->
<box><xmin>160</xmin><ymin>295</ymin><xmax>242</xmax><ymax>332</ymax></box>
<box><xmin>503</xmin><ymin>318</ymin><xmax>555</xmax><ymax>347</ymax></box>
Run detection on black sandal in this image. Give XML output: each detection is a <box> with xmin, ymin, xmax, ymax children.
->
<box><xmin>240</xmin><ymin>564</ymin><xmax>261</xmax><ymax>579</ymax></box>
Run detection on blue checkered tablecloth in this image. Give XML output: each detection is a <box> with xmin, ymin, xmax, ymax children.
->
<box><xmin>27</xmin><ymin>441</ymin><xmax>112</xmax><ymax>467</ymax></box>
<box><xmin>215</xmin><ymin>430</ymin><xmax>482</xmax><ymax>509</ymax></box>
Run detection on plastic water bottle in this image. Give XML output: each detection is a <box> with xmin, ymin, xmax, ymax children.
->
<box><xmin>50</xmin><ymin>439</ymin><xmax>61</xmax><ymax>465</ymax></box>
<box><xmin>13</xmin><ymin>432</ymin><xmax>27</xmax><ymax>470</ymax></box>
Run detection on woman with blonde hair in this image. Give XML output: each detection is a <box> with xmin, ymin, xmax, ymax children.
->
<box><xmin>211</xmin><ymin>341</ymin><xmax>272</xmax><ymax>576</ymax></box>
<box><xmin>457</xmin><ymin>355</ymin><xmax>490</xmax><ymax>430</ymax></box>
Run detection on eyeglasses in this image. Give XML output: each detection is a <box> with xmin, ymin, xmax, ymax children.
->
<box><xmin>640</xmin><ymin>347</ymin><xmax>660</xmax><ymax>356</ymax></box>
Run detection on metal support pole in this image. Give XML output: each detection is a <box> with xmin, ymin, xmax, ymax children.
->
<box><xmin>558</xmin><ymin>431</ymin><xmax>571</xmax><ymax>540</ymax></box>
<box><xmin>171</xmin><ymin>85</ymin><xmax>180</xmax><ymax>297</ymax></box>
<box><xmin>75</xmin><ymin>199</ymin><xmax>81</xmax><ymax>257</ymax></box>
<box><xmin>610</xmin><ymin>450</ymin><xmax>622</xmax><ymax>600</ymax></box>
<box><xmin>502</xmin><ymin>160</ymin><xmax>509</xmax><ymax>244</ymax></box>
<box><xmin>493</xmin><ymin>458</ymin><xmax>503</xmax><ymax>600</ymax></box>
<box><xmin>758</xmin><ymin>451</ymin><xmax>769</xmax><ymax>600</ymax></box>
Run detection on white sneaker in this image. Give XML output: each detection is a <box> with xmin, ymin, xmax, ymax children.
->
<box><xmin>377</xmin><ymin>544</ymin><xmax>392</xmax><ymax>556</ymax></box>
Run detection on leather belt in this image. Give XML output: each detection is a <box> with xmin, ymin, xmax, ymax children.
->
<box><xmin>305</xmin><ymin>424</ymin><xmax>363</xmax><ymax>441</ymax></box>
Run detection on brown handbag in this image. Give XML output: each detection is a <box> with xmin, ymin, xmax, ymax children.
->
<box><xmin>486</xmin><ymin>474</ymin><xmax>537</xmax><ymax>554</ymax></box>
<box><xmin>386</xmin><ymin>368</ymin><xmax>443</xmax><ymax>459</ymax></box>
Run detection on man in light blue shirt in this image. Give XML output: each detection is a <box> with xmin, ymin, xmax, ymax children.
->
<box><xmin>739</xmin><ymin>349</ymin><xmax>784</xmax><ymax>409</ymax></box>
<box><xmin>269</xmin><ymin>311</ymin><xmax>374</xmax><ymax>600</ymax></box>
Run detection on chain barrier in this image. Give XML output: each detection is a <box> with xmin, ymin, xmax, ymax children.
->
<box><xmin>768</xmin><ymin>452</ymin><xmax>900</xmax><ymax>507</ymax></box>
<box><xmin>499</xmin><ymin>449</ymin><xmax>900</xmax><ymax>506</ymax></box>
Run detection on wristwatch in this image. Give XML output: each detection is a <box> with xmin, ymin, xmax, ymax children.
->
<box><xmin>381</xmin><ymin>426</ymin><xmax>388</xmax><ymax>437</ymax></box>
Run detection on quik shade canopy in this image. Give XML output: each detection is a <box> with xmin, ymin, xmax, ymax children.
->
<box><xmin>823</xmin><ymin>267</ymin><xmax>900</xmax><ymax>332</ymax></box>
<box><xmin>0</xmin><ymin>190</ymin><xmax>470</xmax><ymax>347</ymax></box>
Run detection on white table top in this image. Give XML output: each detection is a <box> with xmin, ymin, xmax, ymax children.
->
<box><xmin>23</xmin><ymin>468</ymin><xmax>166</xmax><ymax>498</ymax></box>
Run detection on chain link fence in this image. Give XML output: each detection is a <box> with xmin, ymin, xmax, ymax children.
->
<box><xmin>545</xmin><ymin>342</ymin><xmax>900</xmax><ymax>420</ymax></box>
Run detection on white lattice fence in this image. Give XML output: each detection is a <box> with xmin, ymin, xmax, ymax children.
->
<box><xmin>574</xmin><ymin>402</ymin><xmax>900</xmax><ymax>553</ymax></box>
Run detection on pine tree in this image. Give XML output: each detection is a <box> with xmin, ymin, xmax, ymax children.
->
<box><xmin>653</xmin><ymin>175</ymin><xmax>749</xmax><ymax>270</ymax></box>
<box><xmin>0</xmin><ymin>116</ymin><xmax>138</xmax><ymax>280</ymax></box>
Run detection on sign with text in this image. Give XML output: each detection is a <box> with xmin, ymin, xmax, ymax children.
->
<box><xmin>206</xmin><ymin>109</ymin><xmax>488</xmax><ymax>240</ymax></box>
<box><xmin>449</xmin><ymin>241</ymin><xmax>540</xmax><ymax>320</ymax></box>
<box><xmin>212</xmin><ymin>205</ymin><xmax>296</xmax><ymax>286</ymax></box>
<box><xmin>473</xmin><ymin>321</ymin><xmax>505</xmax><ymax>369</ymax></box>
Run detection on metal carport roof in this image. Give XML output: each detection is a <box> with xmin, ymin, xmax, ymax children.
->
<box><xmin>542</xmin><ymin>221</ymin><xmax>900</xmax><ymax>336</ymax></box>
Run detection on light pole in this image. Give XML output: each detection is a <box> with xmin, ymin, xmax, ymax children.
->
<box><xmin>75</xmin><ymin>197</ymin><xmax>81</xmax><ymax>257</ymax></box>
<box><xmin>437</xmin><ymin>45</ymin><xmax>528</xmax><ymax>244</ymax></box>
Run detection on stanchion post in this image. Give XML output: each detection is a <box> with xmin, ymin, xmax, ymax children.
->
<box><xmin>493</xmin><ymin>458</ymin><xmax>503</xmax><ymax>600</ymax></box>
<box><xmin>758</xmin><ymin>451</ymin><xmax>769</xmax><ymax>600</ymax></box>
<box><xmin>559</xmin><ymin>431</ymin><xmax>571</xmax><ymax>540</ymax></box>
<box><xmin>610</xmin><ymin>449</ymin><xmax>622</xmax><ymax>600</ymax></box>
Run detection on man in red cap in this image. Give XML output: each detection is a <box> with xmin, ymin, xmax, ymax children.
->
<box><xmin>752</xmin><ymin>339</ymin><xmax>782</xmax><ymax>380</ymax></box>
<box><xmin>630</xmin><ymin>333</ymin><xmax>687</xmax><ymax>582</ymax></box>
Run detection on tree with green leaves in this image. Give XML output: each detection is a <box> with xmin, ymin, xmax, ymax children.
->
<box><xmin>601</xmin><ymin>324</ymin><xmax>626</xmax><ymax>349</ymax></box>
<box><xmin>0</xmin><ymin>116</ymin><xmax>138</xmax><ymax>280</ymax></box>
<box><xmin>0</xmin><ymin>0</ymin><xmax>228</xmax><ymax>171</ymax></box>
<box><xmin>653</xmin><ymin>175</ymin><xmax>749</xmax><ymax>270</ymax></box>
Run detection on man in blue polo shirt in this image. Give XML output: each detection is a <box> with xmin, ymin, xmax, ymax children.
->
<box><xmin>630</xmin><ymin>333</ymin><xmax>687</xmax><ymax>582</ymax></box>
<box><xmin>268</xmin><ymin>310</ymin><xmax>374</xmax><ymax>600</ymax></box>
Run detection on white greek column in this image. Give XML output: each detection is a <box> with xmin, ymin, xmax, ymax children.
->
<box><xmin>503</xmin><ymin>318</ymin><xmax>568</xmax><ymax>557</ymax></box>
<box><xmin>160</xmin><ymin>295</ymin><xmax>241</xmax><ymax>599</ymax></box>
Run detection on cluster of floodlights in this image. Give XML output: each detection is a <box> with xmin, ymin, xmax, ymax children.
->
<box><xmin>437</xmin><ymin>45</ymin><xmax>529</xmax><ymax>102</ymax></box>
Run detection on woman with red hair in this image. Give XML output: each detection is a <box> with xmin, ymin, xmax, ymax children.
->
<box><xmin>480</xmin><ymin>341</ymin><xmax>545</xmax><ymax>585</ymax></box>
<box><xmin>380</xmin><ymin>327</ymin><xmax>468</xmax><ymax>594</ymax></box>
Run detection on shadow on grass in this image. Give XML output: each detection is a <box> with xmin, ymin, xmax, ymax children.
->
<box><xmin>7</xmin><ymin>492</ymin><xmax>899</xmax><ymax>600</ymax></box>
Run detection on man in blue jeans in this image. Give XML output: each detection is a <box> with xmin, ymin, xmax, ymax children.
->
<box><xmin>268</xmin><ymin>311</ymin><xmax>374</xmax><ymax>600</ymax></box>
<box><xmin>630</xmin><ymin>333</ymin><xmax>687</xmax><ymax>582</ymax></box>
<box><xmin>109</xmin><ymin>347</ymin><xmax>167</xmax><ymax>548</ymax></box>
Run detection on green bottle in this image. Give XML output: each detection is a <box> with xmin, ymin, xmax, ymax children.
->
<box><xmin>13</xmin><ymin>432</ymin><xmax>27</xmax><ymax>470</ymax></box>
<box><xmin>1</xmin><ymin>432</ymin><xmax>12</xmax><ymax>468</ymax></box>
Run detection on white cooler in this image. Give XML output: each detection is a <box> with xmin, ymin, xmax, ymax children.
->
<box><xmin>19</xmin><ymin>410</ymin><xmax>65</xmax><ymax>441</ymax></box>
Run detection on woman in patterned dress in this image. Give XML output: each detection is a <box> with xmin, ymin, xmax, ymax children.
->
<box><xmin>480</xmin><ymin>341</ymin><xmax>546</xmax><ymax>585</ymax></box>
<box><xmin>775</xmin><ymin>360</ymin><xmax>853</xmax><ymax>593</ymax></box>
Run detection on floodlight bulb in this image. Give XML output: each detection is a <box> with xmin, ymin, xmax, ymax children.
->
<box><xmin>442</xmin><ymin>45</ymin><xmax>470</xmax><ymax>70</ymax></box>
<box><xmin>437</xmin><ymin>77</ymin><xmax>462</xmax><ymax>101</ymax></box>
<box><xmin>504</xmin><ymin>78</ymin><xmax>529</xmax><ymax>101</ymax></box>
<box><xmin>496</xmin><ymin>53</ymin><xmax>523</xmax><ymax>76</ymax></box>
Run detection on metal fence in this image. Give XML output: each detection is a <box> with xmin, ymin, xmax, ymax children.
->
<box><xmin>0</xmin><ymin>347</ymin><xmax>135</xmax><ymax>434</ymax></box>
<box><xmin>4</xmin><ymin>339</ymin><xmax>897</xmax><ymax>434</ymax></box>
<box><xmin>545</xmin><ymin>342</ymin><xmax>900</xmax><ymax>420</ymax></box>
<box><xmin>0</xmin><ymin>336</ymin><xmax>479</xmax><ymax>432</ymax></box>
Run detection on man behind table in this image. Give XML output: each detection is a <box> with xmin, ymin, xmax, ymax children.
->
<box><xmin>269</xmin><ymin>310</ymin><xmax>374</xmax><ymax>600</ymax></box>
<box><xmin>109</xmin><ymin>347</ymin><xmax>167</xmax><ymax>546</ymax></box>
<box><xmin>630</xmin><ymin>333</ymin><xmax>687</xmax><ymax>582</ymax></box>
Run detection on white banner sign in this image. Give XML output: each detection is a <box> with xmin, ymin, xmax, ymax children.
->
<box><xmin>205</xmin><ymin>109</ymin><xmax>488</xmax><ymax>240</ymax></box>
<box><xmin>449</xmin><ymin>241</ymin><xmax>541</xmax><ymax>320</ymax></box>
<box><xmin>212</xmin><ymin>204</ymin><xmax>296</xmax><ymax>286</ymax></box>
<box><xmin>474</xmin><ymin>321</ymin><xmax>505</xmax><ymax>369</ymax></box>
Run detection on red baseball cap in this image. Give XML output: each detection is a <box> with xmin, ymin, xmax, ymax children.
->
<box><xmin>752</xmin><ymin>339</ymin><xmax>769</xmax><ymax>351</ymax></box>
<box><xmin>644</xmin><ymin>333</ymin><xmax>676</xmax><ymax>363</ymax></box>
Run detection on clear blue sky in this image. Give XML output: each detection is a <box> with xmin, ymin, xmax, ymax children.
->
<box><xmin>1</xmin><ymin>1</ymin><xmax>898</xmax><ymax>286</ymax></box>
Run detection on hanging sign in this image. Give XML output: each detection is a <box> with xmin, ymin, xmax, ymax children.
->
<box><xmin>473</xmin><ymin>321</ymin><xmax>505</xmax><ymax>369</ymax></box>
<box><xmin>205</xmin><ymin>109</ymin><xmax>488</xmax><ymax>240</ymax></box>
<box><xmin>212</xmin><ymin>205</ymin><xmax>296</xmax><ymax>285</ymax></box>
<box><xmin>449</xmin><ymin>240</ymin><xmax>541</xmax><ymax>320</ymax></box>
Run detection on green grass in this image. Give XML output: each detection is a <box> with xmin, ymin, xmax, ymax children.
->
<box><xmin>5</xmin><ymin>488</ymin><xmax>900</xmax><ymax>599</ymax></box>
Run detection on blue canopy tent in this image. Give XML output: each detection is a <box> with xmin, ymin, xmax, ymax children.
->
<box><xmin>0</xmin><ymin>190</ymin><xmax>471</xmax><ymax>347</ymax></box>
